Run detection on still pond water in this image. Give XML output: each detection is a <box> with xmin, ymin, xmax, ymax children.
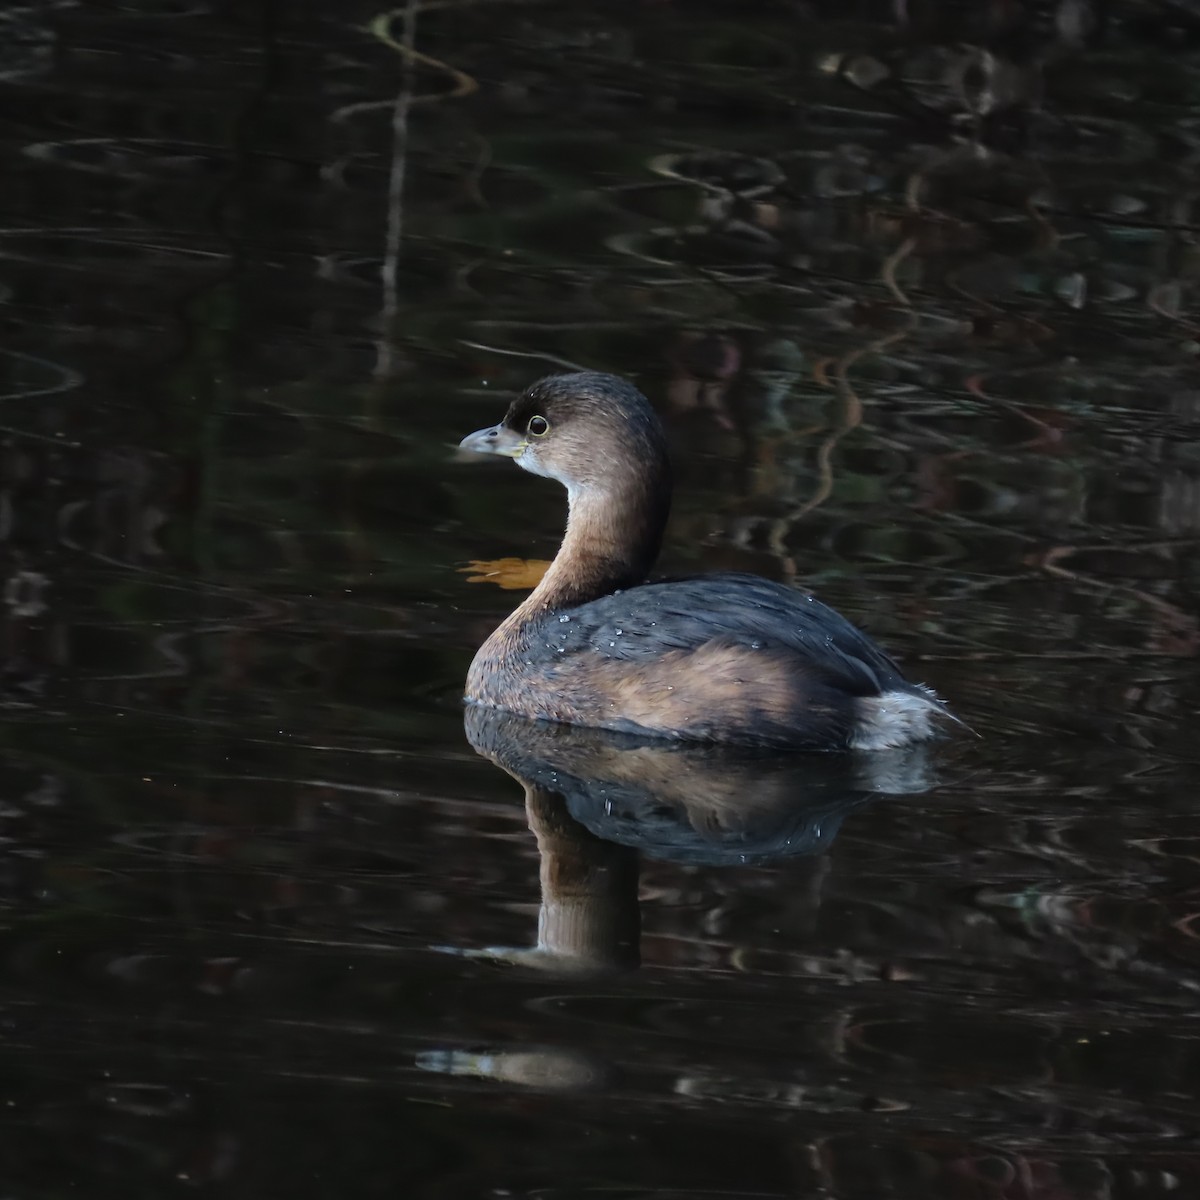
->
<box><xmin>2</xmin><ymin>1</ymin><xmax>1200</xmax><ymax>1196</ymax></box>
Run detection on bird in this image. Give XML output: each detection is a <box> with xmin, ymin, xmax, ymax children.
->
<box><xmin>459</xmin><ymin>371</ymin><xmax>956</xmax><ymax>751</ymax></box>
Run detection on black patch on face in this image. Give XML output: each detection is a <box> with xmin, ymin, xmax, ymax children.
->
<box><xmin>503</xmin><ymin>392</ymin><xmax>546</xmax><ymax>433</ymax></box>
<box><xmin>504</xmin><ymin>372</ymin><xmax>664</xmax><ymax>441</ymax></box>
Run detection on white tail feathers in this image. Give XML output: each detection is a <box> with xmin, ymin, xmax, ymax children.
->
<box><xmin>850</xmin><ymin>685</ymin><xmax>963</xmax><ymax>751</ymax></box>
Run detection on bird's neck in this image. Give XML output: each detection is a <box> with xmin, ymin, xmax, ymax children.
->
<box><xmin>514</xmin><ymin>474</ymin><xmax>669</xmax><ymax>620</ymax></box>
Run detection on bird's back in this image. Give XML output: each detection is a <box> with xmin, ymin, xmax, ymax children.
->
<box><xmin>469</xmin><ymin>573</ymin><xmax>944</xmax><ymax>749</ymax></box>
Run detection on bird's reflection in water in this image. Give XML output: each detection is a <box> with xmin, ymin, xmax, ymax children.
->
<box><xmin>417</xmin><ymin>708</ymin><xmax>938</xmax><ymax>1091</ymax></box>
<box><xmin>464</xmin><ymin>705</ymin><xmax>937</xmax><ymax>971</ymax></box>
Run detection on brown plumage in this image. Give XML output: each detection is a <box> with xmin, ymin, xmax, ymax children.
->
<box><xmin>459</xmin><ymin>372</ymin><xmax>956</xmax><ymax>750</ymax></box>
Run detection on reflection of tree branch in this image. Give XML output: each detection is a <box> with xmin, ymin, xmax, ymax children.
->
<box><xmin>938</xmin><ymin>177</ymin><xmax>1058</xmax><ymax>386</ymax></box>
<box><xmin>1024</xmin><ymin>184</ymin><xmax>1061</xmax><ymax>255</ymax></box>
<box><xmin>332</xmin><ymin>9</ymin><xmax>478</xmax><ymax>124</ymax></box>
<box><xmin>963</xmin><ymin>372</ymin><xmax>1063</xmax><ymax>451</ymax></box>
<box><xmin>368</xmin><ymin>4</ymin><xmax>482</xmax><ymax>380</ymax></box>
<box><xmin>368</xmin><ymin>8</ymin><xmax>478</xmax><ymax>100</ymax></box>
<box><xmin>0</xmin><ymin>348</ymin><xmax>83</xmax><ymax>447</ymax></box>
<box><xmin>459</xmin><ymin>132</ymin><xmax>492</xmax><ymax>208</ymax></box>
<box><xmin>399</xmin><ymin>0</ymin><xmax>551</xmax><ymax>18</ymax></box>
<box><xmin>473</xmin><ymin>319</ymin><xmax>648</xmax><ymax>332</ymax></box>
<box><xmin>458</xmin><ymin>340</ymin><xmax>588</xmax><ymax>373</ymax></box>
<box><xmin>768</xmin><ymin>232</ymin><xmax>918</xmax><ymax>565</ymax></box>
<box><xmin>1148</xmin><ymin>280</ymin><xmax>1200</xmax><ymax>338</ymax></box>
<box><xmin>374</xmin><ymin>2</ymin><xmax>418</xmax><ymax>381</ymax></box>
<box><xmin>920</xmin><ymin>648</ymin><xmax>1190</xmax><ymax>662</ymax></box>
<box><xmin>1036</xmin><ymin>544</ymin><xmax>1198</xmax><ymax>656</ymax></box>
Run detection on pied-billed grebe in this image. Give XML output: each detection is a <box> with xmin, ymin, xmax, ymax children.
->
<box><xmin>459</xmin><ymin>372</ymin><xmax>955</xmax><ymax>751</ymax></box>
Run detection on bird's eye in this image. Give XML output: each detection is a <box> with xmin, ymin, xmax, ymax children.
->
<box><xmin>528</xmin><ymin>415</ymin><xmax>550</xmax><ymax>436</ymax></box>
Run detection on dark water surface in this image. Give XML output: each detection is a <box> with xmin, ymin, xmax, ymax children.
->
<box><xmin>2</xmin><ymin>1</ymin><xmax>1200</xmax><ymax>1195</ymax></box>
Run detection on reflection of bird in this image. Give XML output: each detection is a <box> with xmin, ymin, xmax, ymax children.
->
<box><xmin>461</xmin><ymin>706</ymin><xmax>931</xmax><ymax>972</ymax></box>
<box><xmin>465</xmin><ymin>705</ymin><xmax>932</xmax><ymax>867</ymax></box>
<box><xmin>459</xmin><ymin>372</ymin><xmax>957</xmax><ymax>750</ymax></box>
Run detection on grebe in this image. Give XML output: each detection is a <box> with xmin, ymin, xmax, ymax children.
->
<box><xmin>459</xmin><ymin>372</ymin><xmax>953</xmax><ymax>750</ymax></box>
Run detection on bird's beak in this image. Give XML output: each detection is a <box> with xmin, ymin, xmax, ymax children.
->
<box><xmin>459</xmin><ymin>423</ymin><xmax>527</xmax><ymax>459</ymax></box>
